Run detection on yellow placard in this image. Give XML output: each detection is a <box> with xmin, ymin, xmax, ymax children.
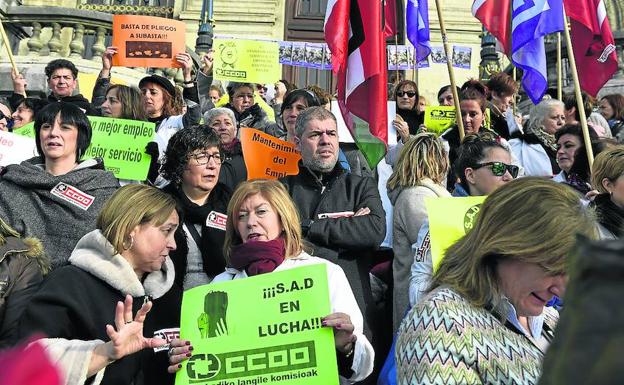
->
<box><xmin>213</xmin><ymin>38</ymin><xmax>281</xmax><ymax>84</ymax></box>
<box><xmin>423</xmin><ymin>106</ymin><xmax>456</xmax><ymax>134</ymax></box>
<box><xmin>240</xmin><ymin>128</ymin><xmax>301</xmax><ymax>180</ymax></box>
<box><xmin>426</xmin><ymin>196</ymin><xmax>486</xmax><ymax>271</ymax></box>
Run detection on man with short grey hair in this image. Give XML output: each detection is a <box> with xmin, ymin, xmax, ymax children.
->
<box><xmin>281</xmin><ymin>107</ymin><xmax>386</xmax><ymax>338</ymax></box>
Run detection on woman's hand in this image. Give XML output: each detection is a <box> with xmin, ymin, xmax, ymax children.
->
<box><xmin>585</xmin><ymin>189</ymin><xmax>599</xmax><ymax>201</ymax></box>
<box><xmin>201</xmin><ymin>49</ymin><xmax>214</xmax><ymax>75</ymax></box>
<box><xmin>322</xmin><ymin>312</ymin><xmax>357</xmax><ymax>355</ymax></box>
<box><xmin>176</xmin><ymin>53</ymin><xmax>194</xmax><ymax>82</ymax></box>
<box><xmin>12</xmin><ymin>69</ymin><xmax>27</xmax><ymax>96</ymax></box>
<box><xmin>102</xmin><ymin>47</ymin><xmax>117</xmax><ymax>71</ymax></box>
<box><xmin>104</xmin><ymin>295</ymin><xmax>166</xmax><ymax>360</ymax></box>
<box><xmin>393</xmin><ymin>119</ymin><xmax>410</xmax><ymax>143</ymax></box>
<box><xmin>167</xmin><ymin>338</ymin><xmax>194</xmax><ymax>373</ymax></box>
<box><xmin>89</xmin><ymin>295</ymin><xmax>165</xmax><ymax>376</ymax></box>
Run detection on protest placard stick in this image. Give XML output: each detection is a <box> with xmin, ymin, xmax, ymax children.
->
<box><xmin>434</xmin><ymin>0</ymin><xmax>464</xmax><ymax>140</ymax></box>
<box><xmin>0</xmin><ymin>19</ymin><xmax>17</xmax><ymax>74</ymax></box>
<box><xmin>556</xmin><ymin>32</ymin><xmax>562</xmax><ymax>101</ymax></box>
<box><xmin>394</xmin><ymin>35</ymin><xmax>399</xmax><ymax>82</ymax></box>
<box><xmin>512</xmin><ymin>66</ymin><xmax>517</xmax><ymax>115</ymax></box>
<box><xmin>562</xmin><ymin>7</ymin><xmax>593</xmax><ymax>168</ymax></box>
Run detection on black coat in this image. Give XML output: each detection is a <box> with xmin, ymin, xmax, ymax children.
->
<box><xmin>218</xmin><ymin>140</ymin><xmax>247</xmax><ymax>192</ymax></box>
<box><xmin>280</xmin><ymin>164</ymin><xmax>386</xmax><ymax>336</ymax></box>
<box><xmin>18</xmin><ymin>264</ymin><xmax>182</xmax><ymax>385</ymax></box>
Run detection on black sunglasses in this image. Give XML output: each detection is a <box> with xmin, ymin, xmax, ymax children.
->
<box><xmin>473</xmin><ymin>162</ymin><xmax>519</xmax><ymax>178</ymax></box>
<box><xmin>397</xmin><ymin>91</ymin><xmax>416</xmax><ymax>98</ymax></box>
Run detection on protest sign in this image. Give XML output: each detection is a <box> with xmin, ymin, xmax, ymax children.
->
<box><xmin>112</xmin><ymin>15</ymin><xmax>186</xmax><ymax>68</ymax></box>
<box><xmin>0</xmin><ymin>130</ymin><xmax>37</xmax><ymax>166</ymax></box>
<box><xmin>83</xmin><ymin>116</ymin><xmax>155</xmax><ymax>180</ymax></box>
<box><xmin>240</xmin><ymin>128</ymin><xmax>301</xmax><ymax>180</ymax></box>
<box><xmin>13</xmin><ymin>122</ymin><xmax>35</xmax><ymax>138</ymax></box>
<box><xmin>177</xmin><ymin>264</ymin><xmax>339</xmax><ymax>385</ymax></box>
<box><xmin>423</xmin><ymin>106</ymin><xmax>491</xmax><ymax>134</ymax></box>
<box><xmin>424</xmin><ymin>106</ymin><xmax>456</xmax><ymax>134</ymax></box>
<box><xmin>213</xmin><ymin>38</ymin><xmax>281</xmax><ymax>84</ymax></box>
<box><xmin>425</xmin><ymin>196</ymin><xmax>486</xmax><ymax>271</ymax></box>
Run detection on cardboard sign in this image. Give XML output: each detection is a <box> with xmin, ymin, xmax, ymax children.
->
<box><xmin>213</xmin><ymin>38</ymin><xmax>281</xmax><ymax>84</ymax></box>
<box><xmin>0</xmin><ymin>130</ymin><xmax>37</xmax><ymax>166</ymax></box>
<box><xmin>82</xmin><ymin>116</ymin><xmax>156</xmax><ymax>181</ymax></box>
<box><xmin>112</xmin><ymin>15</ymin><xmax>186</xmax><ymax>68</ymax></box>
<box><xmin>425</xmin><ymin>196</ymin><xmax>486</xmax><ymax>271</ymax></box>
<box><xmin>240</xmin><ymin>128</ymin><xmax>301</xmax><ymax>180</ymax></box>
<box><xmin>177</xmin><ymin>264</ymin><xmax>339</xmax><ymax>385</ymax></box>
<box><xmin>13</xmin><ymin>122</ymin><xmax>35</xmax><ymax>138</ymax></box>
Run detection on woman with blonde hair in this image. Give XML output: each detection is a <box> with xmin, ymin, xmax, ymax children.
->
<box><xmin>396</xmin><ymin>177</ymin><xmax>598</xmax><ymax>385</ymax></box>
<box><xmin>19</xmin><ymin>185</ymin><xmax>182</xmax><ymax>385</ymax></box>
<box><xmin>591</xmin><ymin>146</ymin><xmax>624</xmax><ymax>238</ymax></box>
<box><xmin>387</xmin><ymin>133</ymin><xmax>450</xmax><ymax>332</ymax></box>
<box><xmin>167</xmin><ymin>179</ymin><xmax>375</xmax><ymax>383</ymax></box>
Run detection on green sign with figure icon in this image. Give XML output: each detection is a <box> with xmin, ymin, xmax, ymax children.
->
<box><xmin>177</xmin><ymin>264</ymin><xmax>339</xmax><ymax>385</ymax></box>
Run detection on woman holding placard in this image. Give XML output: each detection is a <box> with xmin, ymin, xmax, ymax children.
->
<box><xmin>167</xmin><ymin>179</ymin><xmax>374</xmax><ymax>383</ymax></box>
<box><xmin>0</xmin><ymin>103</ymin><xmax>119</xmax><ymax>269</ymax></box>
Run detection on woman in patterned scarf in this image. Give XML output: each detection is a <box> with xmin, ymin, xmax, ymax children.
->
<box><xmin>395</xmin><ymin>177</ymin><xmax>598</xmax><ymax>385</ymax></box>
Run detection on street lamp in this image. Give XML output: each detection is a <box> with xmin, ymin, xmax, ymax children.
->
<box><xmin>196</xmin><ymin>0</ymin><xmax>214</xmax><ymax>54</ymax></box>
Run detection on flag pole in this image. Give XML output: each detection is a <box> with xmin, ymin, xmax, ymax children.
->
<box><xmin>0</xmin><ymin>19</ymin><xmax>18</xmax><ymax>74</ymax></box>
<box><xmin>556</xmin><ymin>32</ymin><xmax>562</xmax><ymax>100</ymax></box>
<box><xmin>433</xmin><ymin>0</ymin><xmax>464</xmax><ymax>140</ymax></box>
<box><xmin>512</xmin><ymin>65</ymin><xmax>517</xmax><ymax>115</ymax></box>
<box><xmin>394</xmin><ymin>35</ymin><xmax>400</xmax><ymax>82</ymax></box>
<box><xmin>562</xmin><ymin>7</ymin><xmax>594</xmax><ymax>168</ymax></box>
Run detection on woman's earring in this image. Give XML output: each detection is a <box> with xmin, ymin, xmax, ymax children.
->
<box><xmin>122</xmin><ymin>235</ymin><xmax>134</xmax><ymax>251</ymax></box>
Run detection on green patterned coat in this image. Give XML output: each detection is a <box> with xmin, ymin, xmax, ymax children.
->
<box><xmin>396</xmin><ymin>286</ymin><xmax>558</xmax><ymax>385</ymax></box>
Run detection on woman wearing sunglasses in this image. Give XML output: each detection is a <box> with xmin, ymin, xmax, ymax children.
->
<box><xmin>393</xmin><ymin>80</ymin><xmax>424</xmax><ymax>144</ymax></box>
<box><xmin>409</xmin><ymin>132</ymin><xmax>517</xmax><ymax>306</ymax></box>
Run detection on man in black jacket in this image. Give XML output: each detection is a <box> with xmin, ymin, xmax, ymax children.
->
<box><xmin>280</xmin><ymin>107</ymin><xmax>386</xmax><ymax>336</ymax></box>
<box><xmin>10</xmin><ymin>59</ymin><xmax>95</xmax><ymax>114</ymax></box>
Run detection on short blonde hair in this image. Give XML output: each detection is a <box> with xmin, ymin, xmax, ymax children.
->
<box><xmin>591</xmin><ymin>146</ymin><xmax>624</xmax><ymax>193</ymax></box>
<box><xmin>387</xmin><ymin>133</ymin><xmax>449</xmax><ymax>189</ymax></box>
<box><xmin>224</xmin><ymin>179</ymin><xmax>304</xmax><ymax>260</ymax></box>
<box><xmin>96</xmin><ymin>185</ymin><xmax>177</xmax><ymax>254</ymax></box>
<box><xmin>431</xmin><ymin>177</ymin><xmax>597</xmax><ymax>309</ymax></box>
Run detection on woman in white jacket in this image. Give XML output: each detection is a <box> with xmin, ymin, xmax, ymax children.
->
<box><xmin>168</xmin><ymin>179</ymin><xmax>374</xmax><ymax>383</ymax></box>
<box><xmin>386</xmin><ymin>133</ymin><xmax>450</xmax><ymax>333</ymax></box>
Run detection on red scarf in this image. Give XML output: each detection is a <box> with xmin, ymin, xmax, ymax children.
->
<box><xmin>229</xmin><ymin>238</ymin><xmax>285</xmax><ymax>276</ymax></box>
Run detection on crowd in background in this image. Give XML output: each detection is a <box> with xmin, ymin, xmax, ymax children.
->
<box><xmin>0</xmin><ymin>46</ymin><xmax>623</xmax><ymax>385</ymax></box>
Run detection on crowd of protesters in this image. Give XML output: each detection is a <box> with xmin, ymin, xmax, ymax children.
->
<box><xmin>0</xmin><ymin>45</ymin><xmax>622</xmax><ymax>385</ymax></box>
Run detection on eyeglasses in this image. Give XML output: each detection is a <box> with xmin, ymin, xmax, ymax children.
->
<box><xmin>191</xmin><ymin>152</ymin><xmax>222</xmax><ymax>166</ymax></box>
<box><xmin>397</xmin><ymin>91</ymin><xmax>416</xmax><ymax>98</ymax></box>
<box><xmin>473</xmin><ymin>162</ymin><xmax>519</xmax><ymax>178</ymax></box>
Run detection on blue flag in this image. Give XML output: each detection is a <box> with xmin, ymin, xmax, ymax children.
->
<box><xmin>406</xmin><ymin>0</ymin><xmax>431</xmax><ymax>62</ymax></box>
<box><xmin>511</xmin><ymin>0</ymin><xmax>564</xmax><ymax>104</ymax></box>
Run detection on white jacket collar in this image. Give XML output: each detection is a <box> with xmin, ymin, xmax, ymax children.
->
<box><xmin>69</xmin><ymin>230</ymin><xmax>174</xmax><ymax>299</ymax></box>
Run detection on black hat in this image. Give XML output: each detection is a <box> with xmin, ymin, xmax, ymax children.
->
<box><xmin>139</xmin><ymin>74</ymin><xmax>176</xmax><ymax>97</ymax></box>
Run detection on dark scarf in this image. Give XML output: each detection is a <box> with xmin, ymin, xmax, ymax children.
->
<box><xmin>593</xmin><ymin>193</ymin><xmax>624</xmax><ymax>237</ymax></box>
<box><xmin>229</xmin><ymin>238</ymin><xmax>285</xmax><ymax>276</ymax></box>
<box><xmin>170</xmin><ymin>185</ymin><xmax>226</xmax><ymax>277</ymax></box>
<box><xmin>564</xmin><ymin>172</ymin><xmax>592</xmax><ymax>196</ymax></box>
<box><xmin>221</xmin><ymin>138</ymin><xmax>242</xmax><ymax>157</ymax></box>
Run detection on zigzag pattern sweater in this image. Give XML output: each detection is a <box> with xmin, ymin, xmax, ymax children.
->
<box><xmin>395</xmin><ymin>287</ymin><xmax>558</xmax><ymax>385</ymax></box>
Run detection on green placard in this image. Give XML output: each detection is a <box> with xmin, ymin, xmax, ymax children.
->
<box><xmin>13</xmin><ymin>122</ymin><xmax>35</xmax><ymax>138</ymax></box>
<box><xmin>83</xmin><ymin>116</ymin><xmax>155</xmax><ymax>181</ymax></box>
<box><xmin>176</xmin><ymin>264</ymin><xmax>339</xmax><ymax>385</ymax></box>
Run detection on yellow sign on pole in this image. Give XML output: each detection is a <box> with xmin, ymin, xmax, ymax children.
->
<box><xmin>426</xmin><ymin>196</ymin><xmax>486</xmax><ymax>271</ymax></box>
<box><xmin>213</xmin><ymin>38</ymin><xmax>281</xmax><ymax>84</ymax></box>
